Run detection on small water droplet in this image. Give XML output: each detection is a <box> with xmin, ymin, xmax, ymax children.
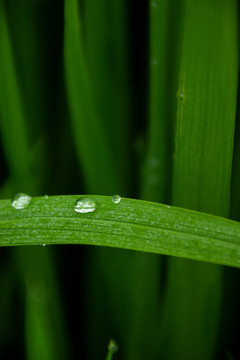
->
<box><xmin>40</xmin><ymin>244</ymin><xmax>46</xmax><ymax>247</ymax></box>
<box><xmin>112</xmin><ymin>195</ymin><xmax>121</xmax><ymax>204</ymax></box>
<box><xmin>167</xmin><ymin>205</ymin><xmax>171</xmax><ymax>209</ymax></box>
<box><xmin>44</xmin><ymin>195</ymin><xmax>49</xmax><ymax>199</ymax></box>
<box><xmin>12</xmin><ymin>193</ymin><xmax>32</xmax><ymax>210</ymax></box>
<box><xmin>74</xmin><ymin>197</ymin><xmax>96</xmax><ymax>213</ymax></box>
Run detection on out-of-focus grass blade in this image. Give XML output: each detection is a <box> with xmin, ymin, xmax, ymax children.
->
<box><xmin>0</xmin><ymin>262</ymin><xmax>14</xmax><ymax>354</ymax></box>
<box><xmin>142</xmin><ymin>0</ymin><xmax>169</xmax><ymax>203</ymax></box>
<box><xmin>162</xmin><ymin>1</ymin><xmax>239</xmax><ymax>359</ymax></box>
<box><xmin>14</xmin><ymin>247</ymin><xmax>70</xmax><ymax>360</ymax></box>
<box><xmin>64</xmin><ymin>0</ymin><xmax>120</xmax><ymax>194</ymax></box>
<box><xmin>64</xmin><ymin>0</ymin><xmax>133</xmax><ymax>357</ymax></box>
<box><xmin>128</xmin><ymin>1</ymin><xmax>171</xmax><ymax>359</ymax></box>
<box><xmin>105</xmin><ymin>338</ymin><xmax>118</xmax><ymax>360</ymax></box>
<box><xmin>0</xmin><ymin>2</ymin><xmax>34</xmax><ymax>194</ymax></box>
<box><xmin>0</xmin><ymin>3</ymin><xmax>69</xmax><ymax>358</ymax></box>
<box><xmin>231</xmin><ymin>83</ymin><xmax>240</xmax><ymax>221</ymax></box>
<box><xmin>0</xmin><ymin>195</ymin><xmax>240</xmax><ymax>268</ymax></box>
<box><xmin>4</xmin><ymin>0</ymin><xmax>46</xmax><ymax>140</ymax></box>
<box><xmin>84</xmin><ymin>0</ymin><xmax>131</xmax><ymax>195</ymax></box>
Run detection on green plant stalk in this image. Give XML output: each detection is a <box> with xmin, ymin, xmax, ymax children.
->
<box><xmin>0</xmin><ymin>4</ymin><xmax>69</xmax><ymax>358</ymax></box>
<box><xmin>231</xmin><ymin>81</ymin><xmax>240</xmax><ymax>221</ymax></box>
<box><xmin>162</xmin><ymin>1</ymin><xmax>239</xmax><ymax>359</ymax></box>
<box><xmin>105</xmin><ymin>338</ymin><xmax>118</xmax><ymax>360</ymax></box>
<box><xmin>64</xmin><ymin>0</ymin><xmax>121</xmax><ymax>195</ymax></box>
<box><xmin>0</xmin><ymin>195</ymin><xmax>240</xmax><ymax>268</ymax></box>
<box><xmin>142</xmin><ymin>0</ymin><xmax>169</xmax><ymax>202</ymax></box>
<box><xmin>14</xmin><ymin>247</ymin><xmax>70</xmax><ymax>360</ymax></box>
<box><xmin>64</xmin><ymin>0</ymin><xmax>133</xmax><ymax>355</ymax></box>
<box><xmin>127</xmin><ymin>1</ymin><xmax>171</xmax><ymax>358</ymax></box>
<box><xmin>0</xmin><ymin>2</ymin><xmax>34</xmax><ymax>194</ymax></box>
<box><xmin>84</xmin><ymin>0</ymin><xmax>131</xmax><ymax>194</ymax></box>
<box><xmin>0</xmin><ymin>262</ymin><xmax>14</xmax><ymax>351</ymax></box>
<box><xmin>4</xmin><ymin>0</ymin><xmax>46</xmax><ymax>140</ymax></box>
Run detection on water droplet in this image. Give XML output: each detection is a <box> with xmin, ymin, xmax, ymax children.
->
<box><xmin>167</xmin><ymin>205</ymin><xmax>171</xmax><ymax>209</ymax></box>
<box><xmin>74</xmin><ymin>197</ymin><xmax>96</xmax><ymax>213</ymax></box>
<box><xmin>40</xmin><ymin>244</ymin><xmax>46</xmax><ymax>247</ymax></box>
<box><xmin>44</xmin><ymin>195</ymin><xmax>49</xmax><ymax>199</ymax></box>
<box><xmin>12</xmin><ymin>193</ymin><xmax>32</xmax><ymax>210</ymax></box>
<box><xmin>112</xmin><ymin>195</ymin><xmax>121</xmax><ymax>204</ymax></box>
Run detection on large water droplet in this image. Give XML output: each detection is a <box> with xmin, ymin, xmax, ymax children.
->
<box><xmin>74</xmin><ymin>197</ymin><xmax>96</xmax><ymax>213</ymax></box>
<box><xmin>12</xmin><ymin>193</ymin><xmax>32</xmax><ymax>210</ymax></box>
<box><xmin>112</xmin><ymin>195</ymin><xmax>121</xmax><ymax>204</ymax></box>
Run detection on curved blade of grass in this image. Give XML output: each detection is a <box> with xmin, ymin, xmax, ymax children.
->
<box><xmin>163</xmin><ymin>1</ymin><xmax>239</xmax><ymax>359</ymax></box>
<box><xmin>0</xmin><ymin>195</ymin><xmax>240</xmax><ymax>268</ymax></box>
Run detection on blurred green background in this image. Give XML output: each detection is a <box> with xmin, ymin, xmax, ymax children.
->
<box><xmin>0</xmin><ymin>0</ymin><xmax>240</xmax><ymax>359</ymax></box>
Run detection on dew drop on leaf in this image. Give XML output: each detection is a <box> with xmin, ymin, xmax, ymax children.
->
<box><xmin>74</xmin><ymin>197</ymin><xmax>96</xmax><ymax>213</ymax></box>
<box><xmin>11</xmin><ymin>193</ymin><xmax>32</xmax><ymax>210</ymax></box>
<box><xmin>112</xmin><ymin>195</ymin><xmax>121</xmax><ymax>204</ymax></box>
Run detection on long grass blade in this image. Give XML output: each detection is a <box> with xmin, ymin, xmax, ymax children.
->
<box><xmin>162</xmin><ymin>1</ymin><xmax>239</xmax><ymax>359</ymax></box>
<box><xmin>0</xmin><ymin>2</ymin><xmax>34</xmax><ymax>194</ymax></box>
<box><xmin>64</xmin><ymin>0</ymin><xmax>121</xmax><ymax>194</ymax></box>
<box><xmin>127</xmin><ymin>2</ymin><xmax>172</xmax><ymax>358</ymax></box>
<box><xmin>0</xmin><ymin>3</ymin><xmax>69</xmax><ymax>358</ymax></box>
<box><xmin>64</xmin><ymin>0</ymin><xmax>134</xmax><ymax>356</ymax></box>
<box><xmin>14</xmin><ymin>247</ymin><xmax>70</xmax><ymax>360</ymax></box>
<box><xmin>0</xmin><ymin>195</ymin><xmax>240</xmax><ymax>268</ymax></box>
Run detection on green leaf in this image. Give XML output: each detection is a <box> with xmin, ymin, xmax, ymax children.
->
<box><xmin>163</xmin><ymin>0</ymin><xmax>239</xmax><ymax>359</ymax></box>
<box><xmin>0</xmin><ymin>195</ymin><xmax>240</xmax><ymax>268</ymax></box>
<box><xmin>14</xmin><ymin>247</ymin><xmax>70</xmax><ymax>360</ymax></box>
<box><xmin>64</xmin><ymin>0</ymin><xmax>121</xmax><ymax>194</ymax></box>
<box><xmin>0</xmin><ymin>2</ymin><xmax>33</xmax><ymax>193</ymax></box>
